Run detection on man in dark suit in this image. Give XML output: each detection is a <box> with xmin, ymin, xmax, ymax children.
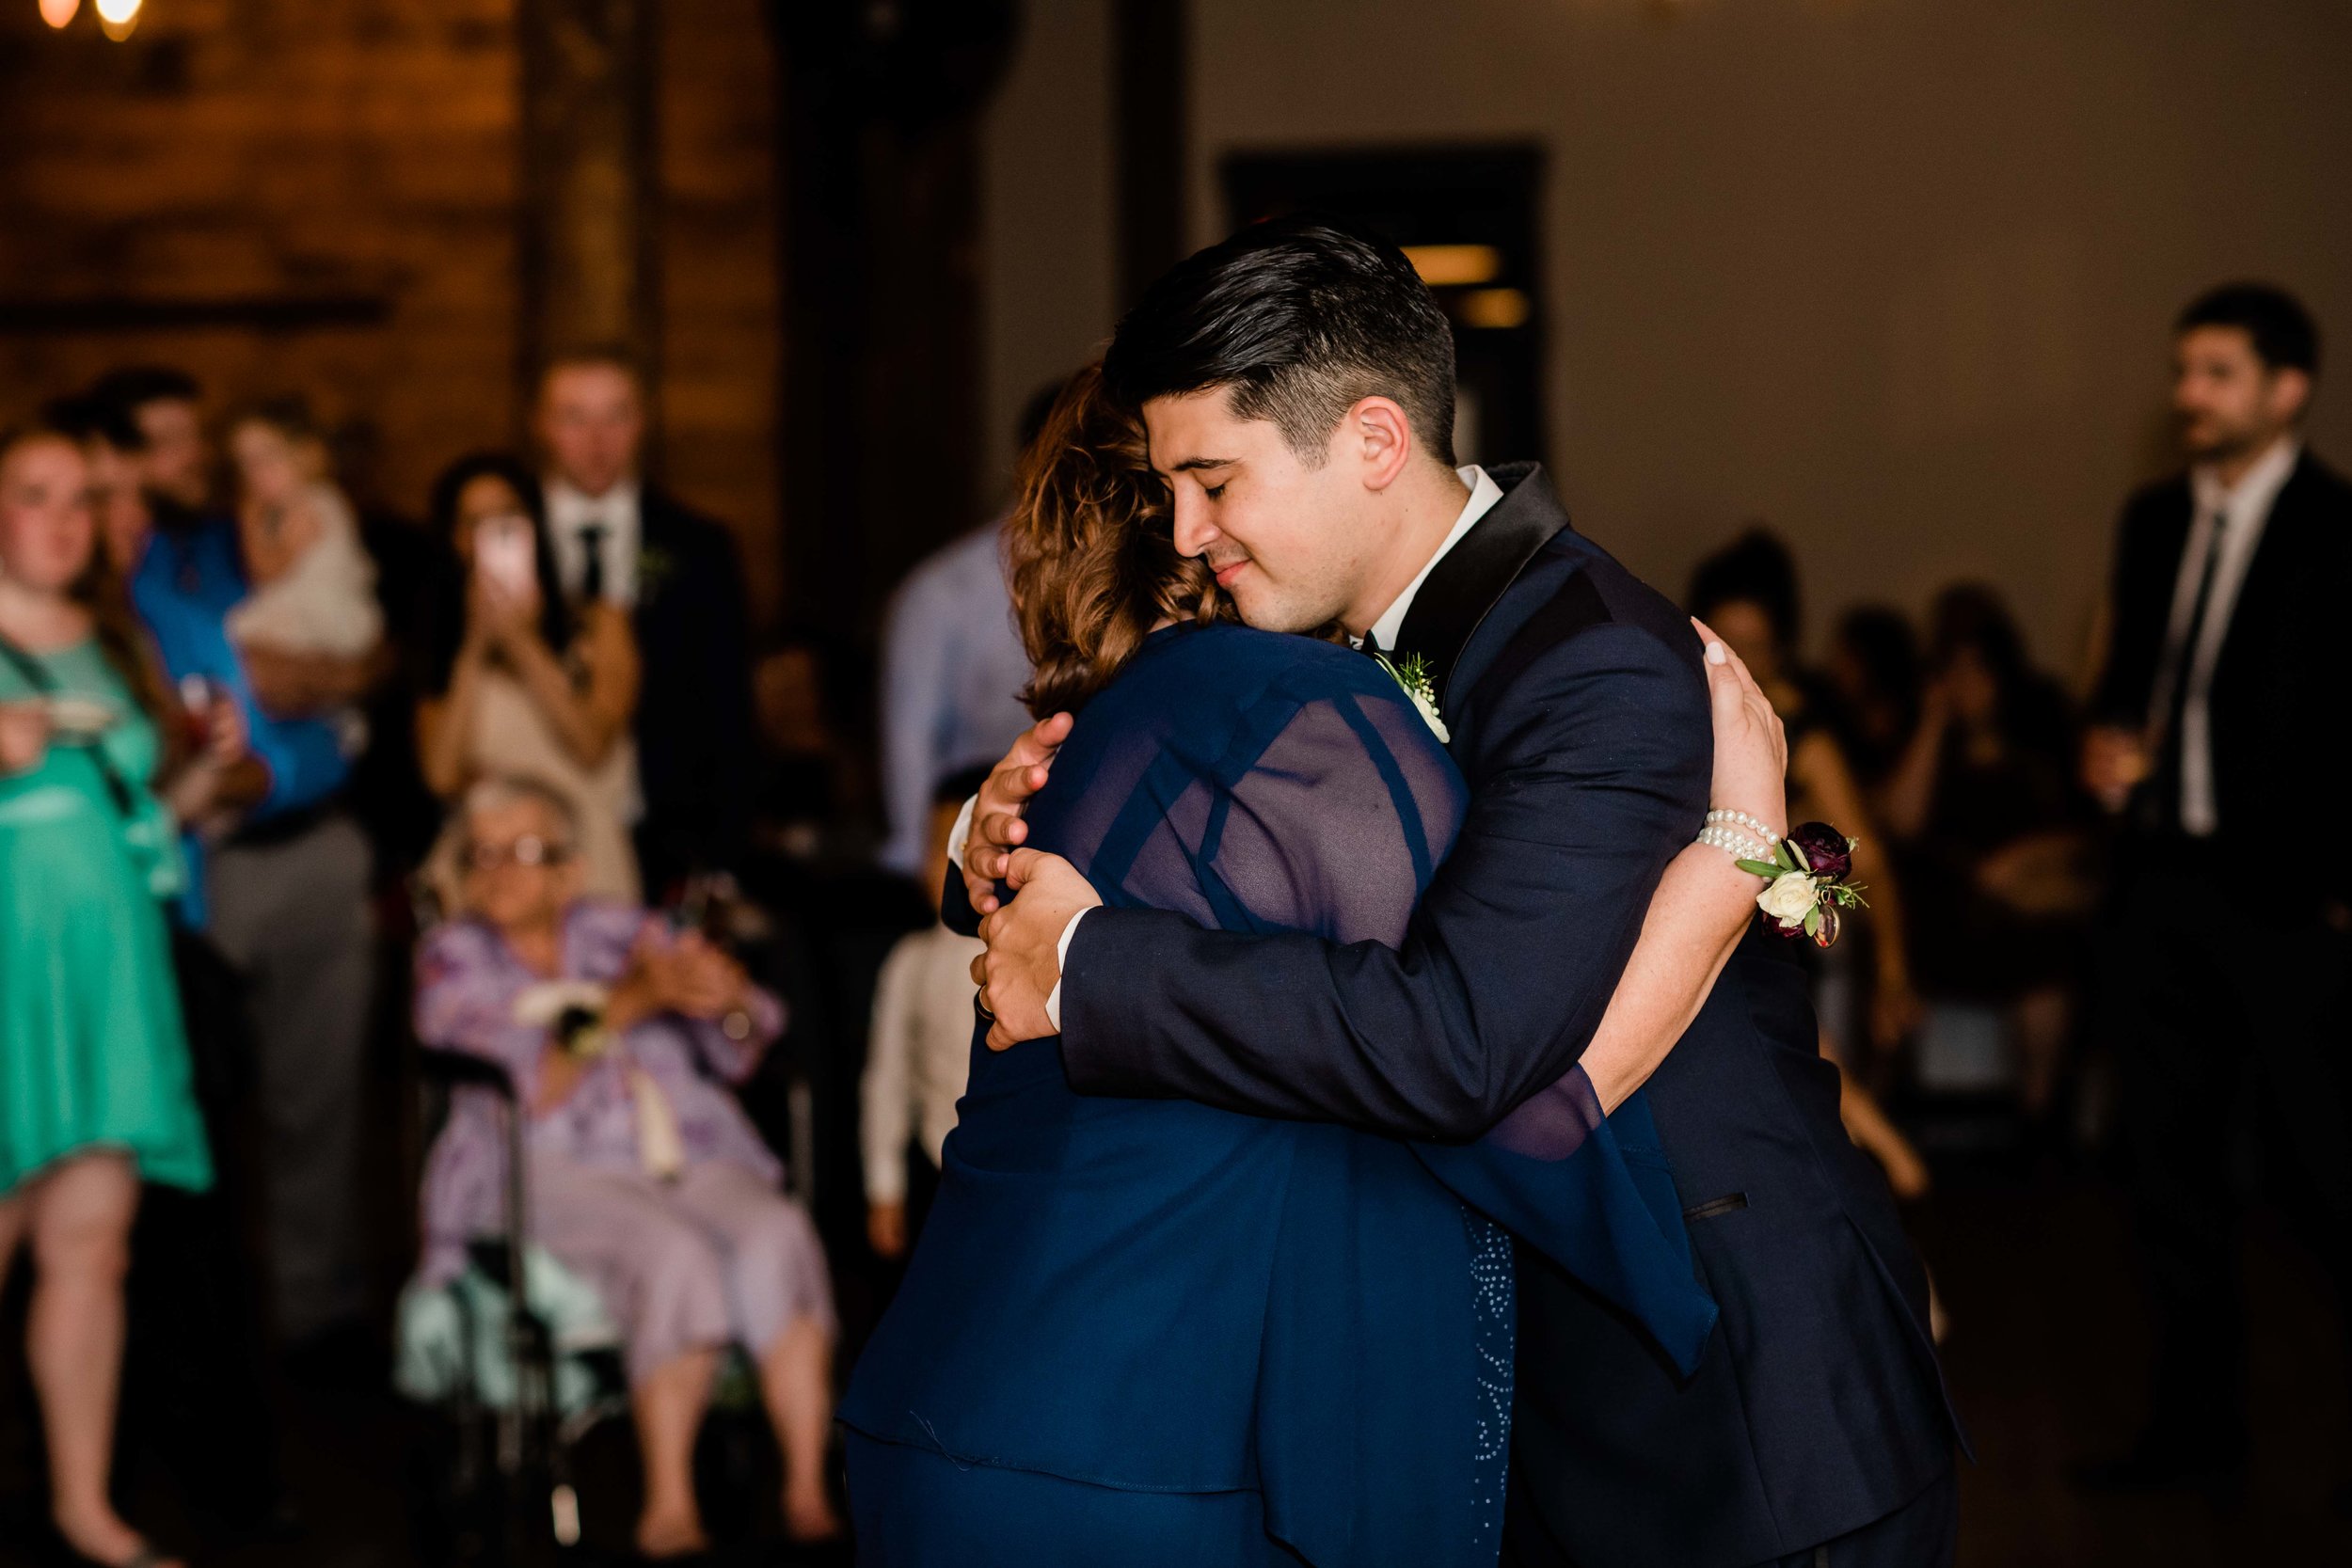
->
<box><xmin>959</xmin><ymin>219</ymin><xmax>1961</xmax><ymax>1567</ymax></box>
<box><xmin>534</xmin><ymin>350</ymin><xmax>757</xmax><ymax>897</ymax></box>
<box><xmin>2076</xmin><ymin>284</ymin><xmax>2352</xmax><ymax>1495</ymax></box>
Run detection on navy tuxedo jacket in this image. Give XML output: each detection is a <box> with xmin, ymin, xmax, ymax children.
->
<box><xmin>630</xmin><ymin>487</ymin><xmax>756</xmax><ymax>894</ymax></box>
<box><xmin>1041</xmin><ymin>464</ymin><xmax>1960</xmax><ymax>1567</ymax></box>
<box><xmin>2088</xmin><ymin>451</ymin><xmax>2352</xmax><ymax>907</ymax></box>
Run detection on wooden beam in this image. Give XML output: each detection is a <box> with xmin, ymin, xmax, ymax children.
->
<box><xmin>0</xmin><ymin>295</ymin><xmax>392</xmax><ymax>334</ymax></box>
<box><xmin>1114</xmin><ymin>0</ymin><xmax>1188</xmax><ymax>309</ymax></box>
<box><xmin>516</xmin><ymin>0</ymin><xmax>661</xmax><ymax>407</ymax></box>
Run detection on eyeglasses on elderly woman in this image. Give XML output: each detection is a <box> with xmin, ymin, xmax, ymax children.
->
<box><xmin>465</xmin><ymin>834</ymin><xmax>576</xmax><ymax>872</ymax></box>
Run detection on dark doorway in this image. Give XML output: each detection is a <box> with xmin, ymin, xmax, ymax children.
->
<box><xmin>1222</xmin><ymin>146</ymin><xmax>1547</xmax><ymax>467</ymax></box>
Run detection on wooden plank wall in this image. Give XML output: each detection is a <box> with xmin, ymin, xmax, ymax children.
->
<box><xmin>0</xmin><ymin>0</ymin><xmax>783</xmax><ymax>625</ymax></box>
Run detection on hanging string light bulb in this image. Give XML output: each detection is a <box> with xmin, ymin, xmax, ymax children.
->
<box><xmin>94</xmin><ymin>0</ymin><xmax>139</xmax><ymax>40</ymax></box>
<box><xmin>39</xmin><ymin>0</ymin><xmax>81</xmax><ymax>29</ymax></box>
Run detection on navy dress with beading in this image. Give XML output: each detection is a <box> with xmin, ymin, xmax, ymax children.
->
<box><xmin>841</xmin><ymin>623</ymin><xmax>1712</xmax><ymax>1567</ymax></box>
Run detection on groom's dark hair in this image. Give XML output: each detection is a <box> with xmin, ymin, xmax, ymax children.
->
<box><xmin>1104</xmin><ymin>214</ymin><xmax>1457</xmax><ymax>467</ymax></box>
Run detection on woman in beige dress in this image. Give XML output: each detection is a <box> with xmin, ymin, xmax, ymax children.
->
<box><xmin>418</xmin><ymin>452</ymin><xmax>642</xmax><ymax>906</ymax></box>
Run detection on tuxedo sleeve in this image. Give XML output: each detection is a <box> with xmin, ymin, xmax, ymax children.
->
<box><xmin>2090</xmin><ymin>496</ymin><xmax>2167</xmax><ymax>727</ymax></box>
<box><xmin>940</xmin><ymin>863</ymin><xmax>982</xmax><ymax>938</ymax></box>
<box><xmin>1058</xmin><ymin>621</ymin><xmax>1708</xmax><ymax>1140</ymax></box>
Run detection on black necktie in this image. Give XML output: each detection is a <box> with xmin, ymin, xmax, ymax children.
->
<box><xmin>2144</xmin><ymin>508</ymin><xmax>2230</xmax><ymax>831</ymax></box>
<box><xmin>1360</xmin><ymin>629</ymin><xmax>1387</xmax><ymax>663</ymax></box>
<box><xmin>579</xmin><ymin>521</ymin><xmax>609</xmax><ymax>603</ymax></box>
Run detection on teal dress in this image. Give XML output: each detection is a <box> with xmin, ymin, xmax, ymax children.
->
<box><xmin>0</xmin><ymin>639</ymin><xmax>211</xmax><ymax>1195</ymax></box>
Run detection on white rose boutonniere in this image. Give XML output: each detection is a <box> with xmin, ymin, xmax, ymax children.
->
<box><xmin>1373</xmin><ymin>649</ymin><xmax>1450</xmax><ymax>744</ymax></box>
<box><xmin>635</xmin><ymin>544</ymin><xmax>677</xmax><ymax>605</ymax></box>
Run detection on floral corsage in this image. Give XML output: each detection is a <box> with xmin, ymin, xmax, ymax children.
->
<box><xmin>1735</xmin><ymin>820</ymin><xmax>1868</xmax><ymax>949</ymax></box>
<box><xmin>1373</xmin><ymin>649</ymin><xmax>1449</xmax><ymax>744</ymax></box>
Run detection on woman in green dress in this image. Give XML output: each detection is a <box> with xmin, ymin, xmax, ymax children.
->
<box><xmin>0</xmin><ymin>422</ymin><xmax>237</xmax><ymax>1568</ymax></box>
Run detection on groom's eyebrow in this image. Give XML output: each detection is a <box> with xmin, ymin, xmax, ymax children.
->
<box><xmin>1168</xmin><ymin>455</ymin><xmax>1235</xmax><ymax>473</ymax></box>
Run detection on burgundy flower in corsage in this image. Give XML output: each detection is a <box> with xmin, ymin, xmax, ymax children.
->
<box><xmin>1734</xmin><ymin>821</ymin><xmax>1868</xmax><ymax>948</ymax></box>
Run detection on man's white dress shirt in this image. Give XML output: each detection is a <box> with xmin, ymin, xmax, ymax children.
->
<box><xmin>880</xmin><ymin>522</ymin><xmax>1037</xmax><ymax>877</ymax></box>
<box><xmin>2160</xmin><ymin>436</ymin><xmax>2299</xmax><ymax>836</ymax></box>
<box><xmin>954</xmin><ymin>466</ymin><xmax>1503</xmax><ymax>1027</ymax></box>
<box><xmin>546</xmin><ymin>477</ymin><xmax>643</xmax><ymax>608</ymax></box>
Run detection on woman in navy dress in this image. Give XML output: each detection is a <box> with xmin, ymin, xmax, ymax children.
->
<box><xmin>842</xmin><ymin>369</ymin><xmax>1730</xmax><ymax>1566</ymax></box>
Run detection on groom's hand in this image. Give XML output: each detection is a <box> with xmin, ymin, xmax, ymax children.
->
<box><xmin>961</xmin><ymin>712</ymin><xmax>1076</xmax><ymax>914</ymax></box>
<box><xmin>972</xmin><ymin>848</ymin><xmax>1103</xmax><ymax>1050</ymax></box>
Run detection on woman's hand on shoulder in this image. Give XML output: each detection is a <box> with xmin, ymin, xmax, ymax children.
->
<box><xmin>1692</xmin><ymin>617</ymin><xmax>1787</xmax><ymax>837</ymax></box>
<box><xmin>0</xmin><ymin>700</ymin><xmax>51</xmax><ymax>776</ymax></box>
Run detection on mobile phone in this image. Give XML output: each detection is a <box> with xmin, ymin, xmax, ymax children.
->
<box><xmin>474</xmin><ymin>515</ymin><xmax>537</xmax><ymax>598</ymax></box>
<box><xmin>178</xmin><ymin>673</ymin><xmax>222</xmax><ymax>751</ymax></box>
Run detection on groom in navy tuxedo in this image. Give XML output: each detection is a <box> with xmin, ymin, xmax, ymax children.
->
<box><xmin>959</xmin><ymin>219</ymin><xmax>1961</xmax><ymax>1567</ymax></box>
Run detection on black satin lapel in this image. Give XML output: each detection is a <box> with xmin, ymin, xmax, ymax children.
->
<box><xmin>1393</xmin><ymin>462</ymin><xmax>1574</xmax><ymax>702</ymax></box>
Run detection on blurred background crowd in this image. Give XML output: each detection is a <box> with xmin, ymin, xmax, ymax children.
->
<box><xmin>2</xmin><ymin>2</ymin><xmax>2350</xmax><ymax>1566</ymax></box>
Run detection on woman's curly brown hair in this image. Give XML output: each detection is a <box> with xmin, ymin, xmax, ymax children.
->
<box><xmin>1005</xmin><ymin>363</ymin><xmax>1229</xmax><ymax>718</ymax></box>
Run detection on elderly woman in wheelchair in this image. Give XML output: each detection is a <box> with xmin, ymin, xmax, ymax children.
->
<box><xmin>411</xmin><ymin>775</ymin><xmax>841</xmax><ymax>1556</ymax></box>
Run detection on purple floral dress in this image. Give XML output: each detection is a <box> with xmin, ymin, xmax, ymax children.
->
<box><xmin>414</xmin><ymin>899</ymin><xmax>785</xmax><ymax>1285</ymax></box>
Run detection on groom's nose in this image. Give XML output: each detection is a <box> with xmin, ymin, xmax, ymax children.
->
<box><xmin>1171</xmin><ymin>489</ymin><xmax>1218</xmax><ymax>558</ymax></box>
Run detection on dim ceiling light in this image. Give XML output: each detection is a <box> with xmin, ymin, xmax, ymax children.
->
<box><xmin>1457</xmin><ymin>288</ymin><xmax>1533</xmax><ymax>331</ymax></box>
<box><xmin>39</xmin><ymin>0</ymin><xmax>79</xmax><ymax>27</ymax></box>
<box><xmin>1403</xmin><ymin>244</ymin><xmax>1503</xmax><ymax>288</ymax></box>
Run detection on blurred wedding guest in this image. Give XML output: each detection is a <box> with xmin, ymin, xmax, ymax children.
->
<box><xmin>48</xmin><ymin>392</ymin><xmax>296</xmax><ymax>1529</ymax></box>
<box><xmin>0</xmin><ymin>421</ymin><xmax>239</xmax><ymax>1568</ymax></box>
<box><xmin>860</xmin><ymin>767</ymin><xmax>990</xmax><ymax>1261</ymax></box>
<box><xmin>753</xmin><ymin>629</ymin><xmax>878</xmax><ymax>863</ymax></box>
<box><xmin>534</xmin><ymin>350</ymin><xmax>755</xmax><ymax>899</ymax></box>
<box><xmin>225</xmin><ymin>397</ymin><xmax>383</xmax><ymax>664</ymax></box>
<box><xmin>1688</xmin><ymin>530</ymin><xmax>1921</xmax><ymax>1053</ymax></box>
<box><xmin>2075</xmin><ymin>284</ymin><xmax>2352</xmax><ymax>1496</ymax></box>
<box><xmin>415</xmin><ymin>778</ymin><xmax>840</xmax><ymax>1555</ymax></box>
<box><xmin>417</xmin><ymin>452</ymin><xmax>642</xmax><ymax>904</ymax></box>
<box><xmin>875</xmin><ymin>381</ymin><xmax>1060</xmax><ymax>877</ymax></box>
<box><xmin>1822</xmin><ymin>604</ymin><xmax>1924</xmax><ymax>792</ymax></box>
<box><xmin>93</xmin><ymin>365</ymin><xmax>383</xmax><ymax>1366</ymax></box>
<box><xmin>1881</xmin><ymin>586</ymin><xmax>2094</xmax><ymax>1117</ymax></box>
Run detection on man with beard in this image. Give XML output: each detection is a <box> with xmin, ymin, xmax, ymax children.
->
<box><xmin>2076</xmin><ymin>284</ymin><xmax>2352</xmax><ymax>1501</ymax></box>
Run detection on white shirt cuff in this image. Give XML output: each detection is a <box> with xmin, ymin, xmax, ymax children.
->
<box><xmin>1043</xmin><ymin>907</ymin><xmax>1089</xmax><ymax>1032</ymax></box>
<box><xmin>946</xmin><ymin>795</ymin><xmax>977</xmax><ymax>870</ymax></box>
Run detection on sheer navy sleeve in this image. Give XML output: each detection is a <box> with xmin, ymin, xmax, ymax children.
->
<box><xmin>1027</xmin><ymin>627</ymin><xmax>1714</xmax><ymax>1373</ymax></box>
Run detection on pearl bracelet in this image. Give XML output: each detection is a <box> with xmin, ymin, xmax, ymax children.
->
<box><xmin>1705</xmin><ymin>809</ymin><xmax>1782</xmax><ymax>846</ymax></box>
<box><xmin>1695</xmin><ymin>825</ymin><xmax>1774</xmax><ymax>867</ymax></box>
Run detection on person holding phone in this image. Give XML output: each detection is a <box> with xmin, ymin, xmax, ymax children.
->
<box><xmin>417</xmin><ymin>452</ymin><xmax>643</xmax><ymax>905</ymax></box>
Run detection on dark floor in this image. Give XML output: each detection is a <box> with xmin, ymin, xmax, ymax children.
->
<box><xmin>1919</xmin><ymin>1163</ymin><xmax>2351</xmax><ymax>1566</ymax></box>
<box><xmin>4</xmin><ymin>1155</ymin><xmax>2348</xmax><ymax>1565</ymax></box>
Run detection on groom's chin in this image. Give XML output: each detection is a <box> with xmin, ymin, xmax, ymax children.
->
<box><xmin>1232</xmin><ymin>594</ymin><xmax>1319</xmax><ymax>636</ymax></box>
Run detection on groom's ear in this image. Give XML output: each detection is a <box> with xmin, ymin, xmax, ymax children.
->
<box><xmin>1343</xmin><ymin>395</ymin><xmax>1417</xmax><ymax>493</ymax></box>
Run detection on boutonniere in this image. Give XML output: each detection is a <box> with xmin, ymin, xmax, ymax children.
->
<box><xmin>1373</xmin><ymin>649</ymin><xmax>1450</xmax><ymax>744</ymax></box>
<box><xmin>1735</xmin><ymin>821</ymin><xmax>1868</xmax><ymax>948</ymax></box>
<box><xmin>635</xmin><ymin>544</ymin><xmax>677</xmax><ymax>604</ymax></box>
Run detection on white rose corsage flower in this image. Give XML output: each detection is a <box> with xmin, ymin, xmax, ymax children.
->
<box><xmin>514</xmin><ymin>979</ymin><xmax>616</xmax><ymax>1057</ymax></box>
<box><xmin>1733</xmin><ymin>821</ymin><xmax>1869</xmax><ymax>949</ymax></box>
<box><xmin>1373</xmin><ymin>649</ymin><xmax>1450</xmax><ymax>745</ymax></box>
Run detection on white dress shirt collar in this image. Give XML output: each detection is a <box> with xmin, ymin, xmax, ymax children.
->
<box><xmin>545</xmin><ymin>476</ymin><xmax>644</xmax><ymax>606</ymax></box>
<box><xmin>2189</xmin><ymin>434</ymin><xmax>2299</xmax><ymax>525</ymax></box>
<box><xmin>2169</xmin><ymin>435</ymin><xmax>2300</xmax><ymax>835</ymax></box>
<box><xmin>1366</xmin><ymin>465</ymin><xmax>1504</xmax><ymax>654</ymax></box>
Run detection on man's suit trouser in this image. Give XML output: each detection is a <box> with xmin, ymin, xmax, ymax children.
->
<box><xmin>2098</xmin><ymin>853</ymin><xmax>2352</xmax><ymax>1446</ymax></box>
<box><xmin>1500</xmin><ymin>1462</ymin><xmax>1958</xmax><ymax>1568</ymax></box>
<box><xmin>1759</xmin><ymin>1467</ymin><xmax>1957</xmax><ymax>1568</ymax></box>
<box><xmin>207</xmin><ymin>813</ymin><xmax>374</xmax><ymax>1340</ymax></box>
